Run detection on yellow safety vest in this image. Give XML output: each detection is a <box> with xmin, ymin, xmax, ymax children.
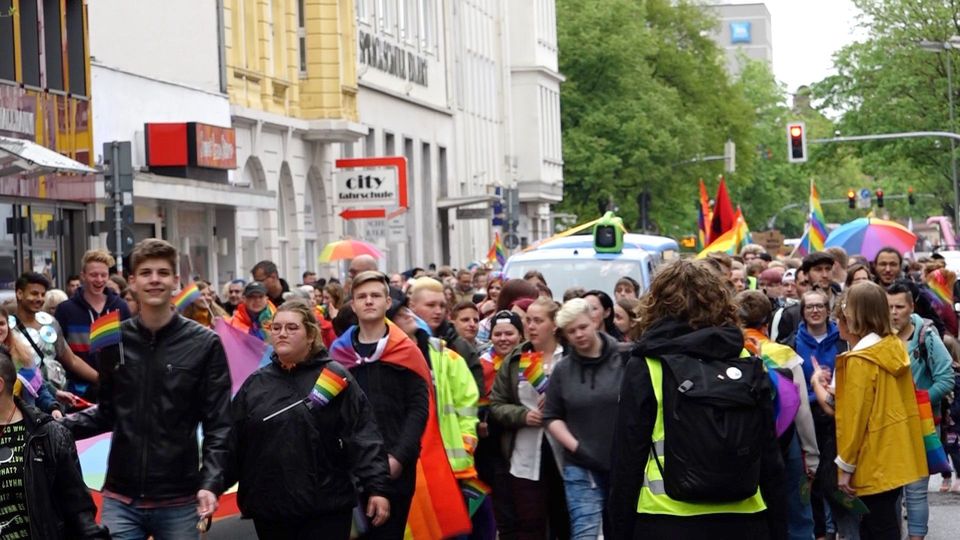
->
<box><xmin>637</xmin><ymin>356</ymin><xmax>767</xmax><ymax>516</ymax></box>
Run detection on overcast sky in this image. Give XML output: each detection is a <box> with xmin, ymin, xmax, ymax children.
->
<box><xmin>720</xmin><ymin>0</ymin><xmax>864</xmax><ymax>94</ymax></box>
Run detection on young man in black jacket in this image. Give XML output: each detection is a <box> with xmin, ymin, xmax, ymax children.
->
<box><xmin>63</xmin><ymin>238</ymin><xmax>232</xmax><ymax>539</ymax></box>
<box><xmin>0</xmin><ymin>350</ymin><xmax>108</xmax><ymax>539</ymax></box>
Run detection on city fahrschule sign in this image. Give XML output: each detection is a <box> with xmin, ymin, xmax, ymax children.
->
<box><xmin>358</xmin><ymin>30</ymin><xmax>429</xmax><ymax>87</ymax></box>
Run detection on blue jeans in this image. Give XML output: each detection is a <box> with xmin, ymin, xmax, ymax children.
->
<box><xmin>562</xmin><ymin>464</ymin><xmax>608</xmax><ymax>540</ymax></box>
<box><xmin>102</xmin><ymin>497</ymin><xmax>199</xmax><ymax>540</ymax></box>
<box><xmin>785</xmin><ymin>434</ymin><xmax>814</xmax><ymax>540</ymax></box>
<box><xmin>903</xmin><ymin>475</ymin><xmax>929</xmax><ymax>537</ymax></box>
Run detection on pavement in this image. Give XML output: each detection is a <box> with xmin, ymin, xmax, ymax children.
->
<box><xmin>205</xmin><ymin>476</ymin><xmax>960</xmax><ymax>539</ymax></box>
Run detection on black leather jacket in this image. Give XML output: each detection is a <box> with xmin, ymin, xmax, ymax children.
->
<box><xmin>64</xmin><ymin>314</ymin><xmax>232</xmax><ymax>499</ymax></box>
<box><xmin>18</xmin><ymin>398</ymin><xmax>109</xmax><ymax>539</ymax></box>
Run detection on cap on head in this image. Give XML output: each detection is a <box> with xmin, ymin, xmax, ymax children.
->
<box><xmin>801</xmin><ymin>252</ymin><xmax>835</xmax><ymax>274</ymax></box>
<box><xmin>244</xmin><ymin>281</ymin><xmax>268</xmax><ymax>297</ymax></box>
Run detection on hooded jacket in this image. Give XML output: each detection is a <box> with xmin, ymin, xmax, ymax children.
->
<box><xmin>790</xmin><ymin>321</ymin><xmax>845</xmax><ymax>402</ymax></box>
<box><xmin>608</xmin><ymin>319</ymin><xmax>786</xmax><ymax>540</ymax></box>
<box><xmin>54</xmin><ymin>286</ymin><xmax>131</xmax><ymax>372</ymax></box>
<box><xmin>543</xmin><ymin>332</ymin><xmax>627</xmax><ymax>471</ymax></box>
<box><xmin>904</xmin><ymin>313</ymin><xmax>955</xmax><ymax>406</ymax></box>
<box><xmin>834</xmin><ymin>333</ymin><xmax>927</xmax><ymax>496</ymax></box>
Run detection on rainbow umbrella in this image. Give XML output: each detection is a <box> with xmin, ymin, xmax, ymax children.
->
<box><xmin>824</xmin><ymin>217</ymin><xmax>917</xmax><ymax>260</ymax></box>
<box><xmin>318</xmin><ymin>239</ymin><xmax>383</xmax><ymax>262</ymax></box>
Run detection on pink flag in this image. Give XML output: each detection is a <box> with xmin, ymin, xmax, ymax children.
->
<box><xmin>214</xmin><ymin>318</ymin><xmax>273</xmax><ymax>395</ymax></box>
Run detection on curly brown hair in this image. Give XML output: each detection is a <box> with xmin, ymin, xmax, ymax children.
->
<box><xmin>635</xmin><ymin>259</ymin><xmax>739</xmax><ymax>334</ymax></box>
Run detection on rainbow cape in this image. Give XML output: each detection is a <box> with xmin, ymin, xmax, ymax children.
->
<box><xmin>89</xmin><ymin>311</ymin><xmax>121</xmax><ymax>352</ymax></box>
<box><xmin>329</xmin><ymin>323</ymin><xmax>471</xmax><ymax>538</ymax></box>
<box><xmin>744</xmin><ymin>330</ymin><xmax>801</xmax><ymax>437</ymax></box>
<box><xmin>172</xmin><ymin>283</ymin><xmax>201</xmax><ymax>312</ymax></box>
<box><xmin>308</xmin><ymin>367</ymin><xmax>348</xmax><ymax>407</ymax></box>
<box><xmin>518</xmin><ymin>350</ymin><xmax>548</xmax><ymax>393</ymax></box>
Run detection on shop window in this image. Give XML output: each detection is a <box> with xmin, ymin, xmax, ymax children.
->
<box><xmin>66</xmin><ymin>0</ymin><xmax>86</xmax><ymax>95</ymax></box>
<box><xmin>0</xmin><ymin>0</ymin><xmax>13</xmax><ymax>81</ymax></box>
<box><xmin>43</xmin><ymin>0</ymin><xmax>64</xmax><ymax>91</ymax></box>
<box><xmin>18</xmin><ymin>0</ymin><xmax>41</xmax><ymax>87</ymax></box>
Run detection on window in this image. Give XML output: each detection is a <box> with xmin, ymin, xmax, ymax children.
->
<box><xmin>400</xmin><ymin>0</ymin><xmax>417</xmax><ymax>45</ymax></box>
<box><xmin>384</xmin><ymin>132</ymin><xmax>395</xmax><ymax>156</ymax></box>
<box><xmin>43</xmin><ymin>0</ymin><xmax>64</xmax><ymax>90</ymax></box>
<box><xmin>419</xmin><ymin>0</ymin><xmax>434</xmax><ymax>53</ymax></box>
<box><xmin>377</xmin><ymin>0</ymin><xmax>395</xmax><ymax>35</ymax></box>
<box><xmin>0</xmin><ymin>0</ymin><xmax>13</xmax><ymax>81</ymax></box>
<box><xmin>298</xmin><ymin>0</ymin><xmax>307</xmax><ymax>75</ymax></box>
<box><xmin>18</xmin><ymin>0</ymin><xmax>41</xmax><ymax>87</ymax></box>
<box><xmin>364</xmin><ymin>128</ymin><xmax>376</xmax><ymax>156</ymax></box>
<box><xmin>65</xmin><ymin>0</ymin><xmax>86</xmax><ymax>94</ymax></box>
<box><xmin>356</xmin><ymin>0</ymin><xmax>370</xmax><ymax>25</ymax></box>
<box><xmin>438</xmin><ymin>146</ymin><xmax>448</xmax><ymax>198</ymax></box>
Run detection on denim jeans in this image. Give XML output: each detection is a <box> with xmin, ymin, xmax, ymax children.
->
<box><xmin>102</xmin><ymin>497</ymin><xmax>199</xmax><ymax>540</ymax></box>
<box><xmin>903</xmin><ymin>475</ymin><xmax>929</xmax><ymax>537</ymax></box>
<box><xmin>562</xmin><ymin>464</ymin><xmax>608</xmax><ymax>540</ymax></box>
<box><xmin>785</xmin><ymin>434</ymin><xmax>814</xmax><ymax>540</ymax></box>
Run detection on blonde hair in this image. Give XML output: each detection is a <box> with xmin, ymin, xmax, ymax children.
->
<box><xmin>43</xmin><ymin>289</ymin><xmax>68</xmax><ymax>315</ymax></box>
<box><xmin>840</xmin><ymin>281</ymin><xmax>894</xmax><ymax>337</ymax></box>
<box><xmin>409</xmin><ymin>276</ymin><xmax>444</xmax><ymax>299</ymax></box>
<box><xmin>275</xmin><ymin>300</ymin><xmax>325</xmax><ymax>356</ymax></box>
<box><xmin>82</xmin><ymin>249</ymin><xmax>116</xmax><ymax>271</ymax></box>
<box><xmin>0</xmin><ymin>306</ymin><xmax>35</xmax><ymax>368</ymax></box>
<box><xmin>556</xmin><ymin>298</ymin><xmax>592</xmax><ymax>330</ymax></box>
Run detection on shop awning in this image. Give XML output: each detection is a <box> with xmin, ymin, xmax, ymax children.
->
<box><xmin>0</xmin><ymin>136</ymin><xmax>97</xmax><ymax>178</ymax></box>
<box><xmin>132</xmin><ymin>172</ymin><xmax>277</xmax><ymax>210</ymax></box>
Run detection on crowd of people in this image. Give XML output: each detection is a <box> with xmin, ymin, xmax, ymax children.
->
<box><xmin>0</xmin><ymin>238</ymin><xmax>958</xmax><ymax>540</ymax></box>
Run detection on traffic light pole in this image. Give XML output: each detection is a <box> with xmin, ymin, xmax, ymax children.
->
<box><xmin>766</xmin><ymin>192</ymin><xmax>936</xmax><ymax>229</ymax></box>
<box><xmin>810</xmin><ymin>130</ymin><xmax>960</xmax><ymax>236</ymax></box>
<box><xmin>110</xmin><ymin>142</ymin><xmax>123</xmax><ymax>273</ymax></box>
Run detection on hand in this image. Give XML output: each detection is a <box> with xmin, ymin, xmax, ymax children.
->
<box><xmin>51</xmin><ymin>409</ymin><xmax>63</xmax><ymax>420</ymax></box>
<box><xmin>478</xmin><ymin>421</ymin><xmax>489</xmax><ymax>438</ymax></box>
<box><xmin>838</xmin><ymin>471</ymin><xmax>855</xmax><ymax>497</ymax></box>
<box><xmin>196</xmin><ymin>489</ymin><xmax>218</xmax><ymax>518</ymax></box>
<box><xmin>55</xmin><ymin>390</ymin><xmax>79</xmax><ymax>408</ymax></box>
<box><xmin>537</xmin><ymin>394</ymin><xmax>546</xmax><ymax>410</ymax></box>
<box><xmin>387</xmin><ymin>454</ymin><xmax>402</xmax><ymax>480</ymax></box>
<box><xmin>525</xmin><ymin>409</ymin><xmax>543</xmax><ymax>427</ymax></box>
<box><xmin>366</xmin><ymin>495</ymin><xmax>391</xmax><ymax>527</ymax></box>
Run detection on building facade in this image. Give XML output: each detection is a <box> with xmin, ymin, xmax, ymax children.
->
<box><xmin>706</xmin><ymin>2</ymin><xmax>773</xmax><ymax>78</ymax></box>
<box><xmin>0</xmin><ymin>0</ymin><xmax>95</xmax><ymax>293</ymax></box>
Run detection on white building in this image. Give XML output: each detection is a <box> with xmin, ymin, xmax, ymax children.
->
<box><xmin>88</xmin><ymin>0</ymin><xmax>274</xmax><ymax>284</ymax></box>
<box><xmin>348</xmin><ymin>0</ymin><xmax>564</xmax><ymax>269</ymax></box>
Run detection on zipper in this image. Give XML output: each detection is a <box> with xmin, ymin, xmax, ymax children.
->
<box><xmin>137</xmin><ymin>334</ymin><xmax>156</xmax><ymax>497</ymax></box>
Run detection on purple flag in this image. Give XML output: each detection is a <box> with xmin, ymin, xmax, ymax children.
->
<box><xmin>214</xmin><ymin>319</ymin><xmax>273</xmax><ymax>395</ymax></box>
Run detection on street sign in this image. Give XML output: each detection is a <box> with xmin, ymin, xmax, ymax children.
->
<box><xmin>857</xmin><ymin>188</ymin><xmax>872</xmax><ymax>209</ymax></box>
<box><xmin>106</xmin><ymin>226</ymin><xmax>136</xmax><ymax>256</ymax></box>
<box><xmin>504</xmin><ymin>233</ymin><xmax>520</xmax><ymax>249</ymax></box>
<box><xmin>340</xmin><ymin>208</ymin><xmax>386</xmax><ymax>220</ymax></box>
<box><xmin>334</xmin><ymin>157</ymin><xmax>409</xmax><ymax>220</ymax></box>
<box><xmin>456</xmin><ymin>207</ymin><xmax>489</xmax><ymax>220</ymax></box>
<box><xmin>365</xmin><ymin>219</ymin><xmax>386</xmax><ymax>240</ymax></box>
<box><xmin>387</xmin><ymin>216</ymin><xmax>405</xmax><ymax>243</ymax></box>
<box><xmin>106</xmin><ymin>205</ymin><xmax>134</xmax><ymax>226</ymax></box>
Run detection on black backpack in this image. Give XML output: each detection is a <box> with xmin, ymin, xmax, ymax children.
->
<box><xmin>654</xmin><ymin>352</ymin><xmax>770</xmax><ymax>503</ymax></box>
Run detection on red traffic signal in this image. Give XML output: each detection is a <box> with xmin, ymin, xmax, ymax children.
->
<box><xmin>786</xmin><ymin>122</ymin><xmax>808</xmax><ymax>163</ymax></box>
<box><xmin>908</xmin><ymin>187</ymin><xmax>916</xmax><ymax>205</ymax></box>
<box><xmin>876</xmin><ymin>189</ymin><xmax>884</xmax><ymax>208</ymax></box>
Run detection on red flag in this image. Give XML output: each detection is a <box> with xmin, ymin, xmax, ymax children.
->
<box><xmin>710</xmin><ymin>176</ymin><xmax>737</xmax><ymax>240</ymax></box>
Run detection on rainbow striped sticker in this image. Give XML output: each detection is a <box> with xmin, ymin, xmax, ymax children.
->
<box><xmin>308</xmin><ymin>367</ymin><xmax>349</xmax><ymax>407</ymax></box>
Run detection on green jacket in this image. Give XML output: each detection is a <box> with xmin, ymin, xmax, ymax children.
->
<box><xmin>429</xmin><ymin>337</ymin><xmax>480</xmax><ymax>477</ymax></box>
<box><xmin>489</xmin><ymin>342</ymin><xmax>534</xmax><ymax>460</ymax></box>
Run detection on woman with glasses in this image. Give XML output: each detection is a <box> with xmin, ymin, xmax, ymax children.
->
<box><xmin>490</xmin><ymin>297</ymin><xmax>569</xmax><ymax>540</ymax></box>
<box><xmin>832</xmin><ymin>282</ymin><xmax>927</xmax><ymax>539</ymax></box>
<box><xmin>227</xmin><ymin>300</ymin><xmax>390</xmax><ymax>539</ymax></box>
<box><xmin>544</xmin><ymin>298</ymin><xmax>628</xmax><ymax>539</ymax></box>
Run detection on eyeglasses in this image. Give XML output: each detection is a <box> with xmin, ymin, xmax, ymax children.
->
<box><xmin>804</xmin><ymin>304</ymin><xmax>827</xmax><ymax>312</ymax></box>
<box><xmin>269</xmin><ymin>323</ymin><xmax>303</xmax><ymax>334</ymax></box>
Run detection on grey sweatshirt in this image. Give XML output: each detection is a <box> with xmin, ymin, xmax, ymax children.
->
<box><xmin>543</xmin><ymin>333</ymin><xmax>627</xmax><ymax>471</ymax></box>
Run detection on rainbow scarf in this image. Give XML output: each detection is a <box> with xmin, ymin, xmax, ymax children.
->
<box><xmin>478</xmin><ymin>351</ymin><xmax>503</xmax><ymax>408</ymax></box>
<box><xmin>172</xmin><ymin>283</ymin><xmax>201</xmax><ymax>312</ymax></box>
<box><xmin>460</xmin><ymin>477</ymin><xmax>491</xmax><ymax>517</ymax></box>
<box><xmin>917</xmin><ymin>389</ymin><xmax>952</xmax><ymax>474</ymax></box>
<box><xmin>518</xmin><ymin>350</ymin><xmax>548</xmax><ymax>393</ymax></box>
<box><xmin>308</xmin><ymin>367</ymin><xmax>349</xmax><ymax>407</ymax></box>
<box><xmin>329</xmin><ymin>323</ymin><xmax>471</xmax><ymax>539</ymax></box>
<box><xmin>233</xmin><ymin>303</ymin><xmax>276</xmax><ymax>341</ymax></box>
<box><xmin>89</xmin><ymin>311</ymin><xmax>121</xmax><ymax>352</ymax></box>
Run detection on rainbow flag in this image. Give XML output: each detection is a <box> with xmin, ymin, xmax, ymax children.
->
<box><xmin>926</xmin><ymin>269</ymin><xmax>954</xmax><ymax>307</ymax></box>
<box><xmin>172</xmin><ymin>283</ymin><xmax>201</xmax><ymax>312</ymax></box>
<box><xmin>696</xmin><ymin>209</ymin><xmax>750</xmax><ymax>258</ymax></box>
<box><xmin>89</xmin><ymin>311</ymin><xmax>121</xmax><ymax>352</ymax></box>
<box><xmin>487</xmin><ymin>232</ymin><xmax>506</xmax><ymax>267</ymax></box>
<box><xmin>460</xmin><ymin>477</ymin><xmax>491</xmax><ymax>517</ymax></box>
<box><xmin>917</xmin><ymin>389</ymin><xmax>952</xmax><ymax>474</ymax></box>
<box><xmin>698</xmin><ymin>178</ymin><xmax>712</xmax><ymax>247</ymax></box>
<box><xmin>519</xmin><ymin>350</ymin><xmax>548</xmax><ymax>393</ymax></box>
<box><xmin>307</xmin><ymin>367</ymin><xmax>349</xmax><ymax>407</ymax></box>
<box><xmin>797</xmin><ymin>180</ymin><xmax>827</xmax><ymax>256</ymax></box>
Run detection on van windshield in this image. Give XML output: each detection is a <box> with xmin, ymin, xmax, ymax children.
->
<box><xmin>505</xmin><ymin>259</ymin><xmax>644</xmax><ymax>299</ymax></box>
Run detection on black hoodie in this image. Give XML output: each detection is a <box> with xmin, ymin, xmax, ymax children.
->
<box><xmin>607</xmin><ymin>318</ymin><xmax>786</xmax><ymax>540</ymax></box>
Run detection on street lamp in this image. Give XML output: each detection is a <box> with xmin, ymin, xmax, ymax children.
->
<box><xmin>920</xmin><ymin>37</ymin><xmax>960</xmax><ymax>236</ymax></box>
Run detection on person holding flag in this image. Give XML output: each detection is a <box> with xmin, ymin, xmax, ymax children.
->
<box><xmin>227</xmin><ymin>300</ymin><xmax>390</xmax><ymax>539</ymax></box>
<box><xmin>63</xmin><ymin>238</ymin><xmax>232</xmax><ymax>539</ymax></box>
<box><xmin>328</xmin><ymin>271</ymin><xmax>471</xmax><ymax>539</ymax></box>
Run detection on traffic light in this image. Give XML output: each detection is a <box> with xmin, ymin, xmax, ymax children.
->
<box><xmin>876</xmin><ymin>189</ymin><xmax>884</xmax><ymax>208</ymax></box>
<box><xmin>848</xmin><ymin>189</ymin><xmax>856</xmax><ymax>209</ymax></box>
<box><xmin>786</xmin><ymin>122</ymin><xmax>807</xmax><ymax>163</ymax></box>
<box><xmin>908</xmin><ymin>187</ymin><xmax>916</xmax><ymax>205</ymax></box>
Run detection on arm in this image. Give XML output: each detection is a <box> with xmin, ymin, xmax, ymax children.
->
<box><xmin>62</xmin><ymin>348</ymin><xmax>118</xmax><ymax>439</ymax></box>
<box><xmin>52</xmin><ymin>425</ymin><xmax>110</xmax><ymax>539</ymax></box>
<box><xmin>542</xmin><ymin>365</ymin><xmax>577</xmax><ymax>451</ymax></box>
<box><xmin>834</xmin><ymin>359</ymin><xmax>876</xmax><ymax>474</ymax></box>
<box><xmin>341</xmin><ymin>369</ymin><xmax>390</xmax><ymax>497</ymax></box>
<box><xmin>448</xmin><ymin>352</ymin><xmax>480</xmax><ymax>454</ymax></box>
<box><xmin>926</xmin><ymin>332</ymin><xmax>955</xmax><ymax>405</ymax></box>
<box><xmin>199</xmin><ymin>337</ymin><xmax>233</xmax><ymax>496</ymax></box>
<box><xmin>389</xmin><ymin>370</ymin><xmax>429</xmax><ymax>467</ymax></box>
<box><xmin>790</xmin><ymin>363</ymin><xmax>819</xmax><ymax>475</ymax></box>
<box><xmin>58</xmin><ymin>347</ymin><xmax>99</xmax><ymax>384</ymax></box>
<box><xmin>222</xmin><ymin>380</ymin><xmax>249</xmax><ymax>490</ymax></box>
<box><xmin>608</xmin><ymin>357</ymin><xmax>656</xmax><ymax>540</ymax></box>
<box><xmin>35</xmin><ymin>381</ymin><xmax>63</xmax><ymax>415</ymax></box>
<box><xmin>489</xmin><ymin>360</ymin><xmax>531</xmax><ymax>428</ymax></box>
